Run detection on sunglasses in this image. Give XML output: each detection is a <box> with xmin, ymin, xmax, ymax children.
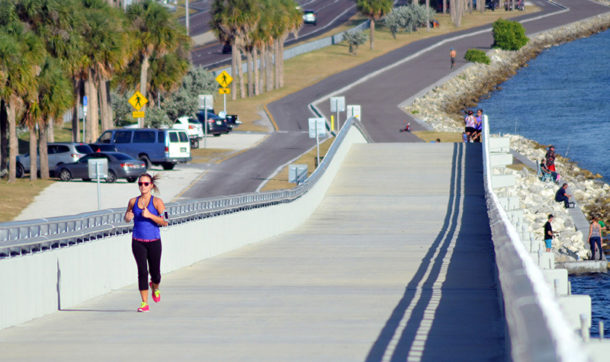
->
<box><xmin>138</xmin><ymin>182</ymin><xmax>150</xmax><ymax>186</ymax></box>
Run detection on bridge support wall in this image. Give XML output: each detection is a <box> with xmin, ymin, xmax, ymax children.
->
<box><xmin>0</xmin><ymin>126</ymin><xmax>368</xmax><ymax>330</ymax></box>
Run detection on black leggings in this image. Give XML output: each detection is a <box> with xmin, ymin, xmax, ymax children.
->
<box><xmin>132</xmin><ymin>239</ymin><xmax>162</xmax><ymax>291</ymax></box>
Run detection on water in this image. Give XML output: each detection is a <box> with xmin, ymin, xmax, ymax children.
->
<box><xmin>476</xmin><ymin>29</ymin><xmax>610</xmax><ymax>338</ymax></box>
<box><xmin>478</xmin><ymin>29</ymin><xmax>610</xmax><ymax>182</ymax></box>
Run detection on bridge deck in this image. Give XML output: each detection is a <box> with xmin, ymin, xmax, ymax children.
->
<box><xmin>0</xmin><ymin>143</ymin><xmax>505</xmax><ymax>361</ymax></box>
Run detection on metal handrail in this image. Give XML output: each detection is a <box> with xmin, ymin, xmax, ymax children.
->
<box><xmin>0</xmin><ymin>117</ymin><xmax>368</xmax><ymax>258</ymax></box>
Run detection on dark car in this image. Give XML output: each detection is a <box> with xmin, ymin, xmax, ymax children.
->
<box><xmin>89</xmin><ymin>143</ymin><xmax>118</xmax><ymax>153</ymax></box>
<box><xmin>195</xmin><ymin>110</ymin><xmax>232</xmax><ymax>136</ymax></box>
<box><xmin>56</xmin><ymin>152</ymin><xmax>147</xmax><ymax>183</ymax></box>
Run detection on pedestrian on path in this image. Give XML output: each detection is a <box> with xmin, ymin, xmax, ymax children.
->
<box><xmin>544</xmin><ymin>214</ymin><xmax>554</xmax><ymax>252</ymax></box>
<box><xmin>588</xmin><ymin>215</ymin><xmax>604</xmax><ymax>260</ymax></box>
<box><xmin>124</xmin><ymin>173</ymin><xmax>168</xmax><ymax>312</ymax></box>
<box><xmin>450</xmin><ymin>48</ymin><xmax>457</xmax><ymax>70</ymax></box>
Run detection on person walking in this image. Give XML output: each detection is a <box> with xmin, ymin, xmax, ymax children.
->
<box><xmin>124</xmin><ymin>173</ymin><xmax>168</xmax><ymax>312</ymax></box>
<box><xmin>588</xmin><ymin>215</ymin><xmax>604</xmax><ymax>260</ymax></box>
<box><xmin>544</xmin><ymin>214</ymin><xmax>554</xmax><ymax>252</ymax></box>
<box><xmin>450</xmin><ymin>48</ymin><xmax>457</xmax><ymax>70</ymax></box>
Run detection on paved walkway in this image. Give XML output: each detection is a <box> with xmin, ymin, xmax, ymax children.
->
<box><xmin>0</xmin><ymin>143</ymin><xmax>504</xmax><ymax>361</ymax></box>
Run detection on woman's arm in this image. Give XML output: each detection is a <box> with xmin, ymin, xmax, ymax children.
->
<box><xmin>588</xmin><ymin>223</ymin><xmax>593</xmax><ymax>240</ymax></box>
<box><xmin>124</xmin><ymin>198</ymin><xmax>135</xmax><ymax>222</ymax></box>
<box><xmin>142</xmin><ymin>198</ymin><xmax>168</xmax><ymax>227</ymax></box>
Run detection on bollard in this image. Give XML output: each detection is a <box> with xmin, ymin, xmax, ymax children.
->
<box><xmin>600</xmin><ymin>321</ymin><xmax>604</xmax><ymax>340</ymax></box>
<box><xmin>581</xmin><ymin>314</ymin><xmax>589</xmax><ymax>342</ymax></box>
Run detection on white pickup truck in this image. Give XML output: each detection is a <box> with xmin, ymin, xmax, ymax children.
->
<box><xmin>173</xmin><ymin>116</ymin><xmax>204</xmax><ymax>149</ymax></box>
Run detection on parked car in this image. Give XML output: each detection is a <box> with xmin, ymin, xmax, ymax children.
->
<box><xmin>218</xmin><ymin>111</ymin><xmax>242</xmax><ymax>129</ymax></box>
<box><xmin>173</xmin><ymin>116</ymin><xmax>204</xmax><ymax>148</ymax></box>
<box><xmin>89</xmin><ymin>143</ymin><xmax>118</xmax><ymax>153</ymax></box>
<box><xmin>303</xmin><ymin>10</ymin><xmax>317</xmax><ymax>25</ymax></box>
<box><xmin>56</xmin><ymin>152</ymin><xmax>147</xmax><ymax>183</ymax></box>
<box><xmin>195</xmin><ymin>110</ymin><xmax>231</xmax><ymax>136</ymax></box>
<box><xmin>96</xmin><ymin>128</ymin><xmax>191</xmax><ymax>170</ymax></box>
<box><xmin>16</xmin><ymin>142</ymin><xmax>93</xmax><ymax>178</ymax></box>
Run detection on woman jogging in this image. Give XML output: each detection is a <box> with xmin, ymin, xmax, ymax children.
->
<box><xmin>588</xmin><ymin>215</ymin><xmax>603</xmax><ymax>261</ymax></box>
<box><xmin>124</xmin><ymin>173</ymin><xmax>168</xmax><ymax>312</ymax></box>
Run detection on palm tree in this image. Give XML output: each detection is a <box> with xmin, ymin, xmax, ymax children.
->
<box><xmin>127</xmin><ymin>0</ymin><xmax>185</xmax><ymax>124</ymax></box>
<box><xmin>0</xmin><ymin>7</ymin><xmax>44</xmax><ymax>182</ymax></box>
<box><xmin>450</xmin><ymin>0</ymin><xmax>465</xmax><ymax>27</ymax></box>
<box><xmin>34</xmin><ymin>57</ymin><xmax>74</xmax><ymax>179</ymax></box>
<box><xmin>356</xmin><ymin>0</ymin><xmax>393</xmax><ymax>50</ymax></box>
<box><xmin>276</xmin><ymin>0</ymin><xmax>301</xmax><ymax>88</ymax></box>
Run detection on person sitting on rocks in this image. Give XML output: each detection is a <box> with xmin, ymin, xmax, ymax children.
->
<box><xmin>540</xmin><ymin>160</ymin><xmax>559</xmax><ymax>182</ymax></box>
<box><xmin>555</xmin><ymin>183</ymin><xmax>574</xmax><ymax>208</ymax></box>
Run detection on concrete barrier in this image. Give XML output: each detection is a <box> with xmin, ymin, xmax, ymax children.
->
<box><xmin>0</xmin><ymin>121</ymin><xmax>368</xmax><ymax>331</ymax></box>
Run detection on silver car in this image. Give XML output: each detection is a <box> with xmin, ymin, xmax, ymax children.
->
<box><xmin>16</xmin><ymin>142</ymin><xmax>93</xmax><ymax>178</ymax></box>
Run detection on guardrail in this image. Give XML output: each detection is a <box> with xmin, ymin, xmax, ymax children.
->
<box><xmin>482</xmin><ymin>118</ymin><xmax>587</xmax><ymax>361</ymax></box>
<box><xmin>0</xmin><ymin>117</ymin><xmax>368</xmax><ymax>259</ymax></box>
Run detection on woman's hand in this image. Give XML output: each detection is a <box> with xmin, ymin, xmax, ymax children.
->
<box><xmin>142</xmin><ymin>207</ymin><xmax>153</xmax><ymax>219</ymax></box>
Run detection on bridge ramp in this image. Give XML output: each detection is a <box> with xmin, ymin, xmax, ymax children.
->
<box><xmin>0</xmin><ymin>143</ymin><xmax>505</xmax><ymax>361</ymax></box>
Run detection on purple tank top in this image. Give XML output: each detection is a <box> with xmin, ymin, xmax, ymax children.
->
<box><xmin>132</xmin><ymin>196</ymin><xmax>160</xmax><ymax>241</ymax></box>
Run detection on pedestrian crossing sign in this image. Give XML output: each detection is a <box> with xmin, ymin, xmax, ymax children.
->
<box><xmin>219</xmin><ymin>87</ymin><xmax>230</xmax><ymax>95</ymax></box>
<box><xmin>129</xmin><ymin>91</ymin><xmax>148</xmax><ymax>111</ymax></box>
<box><xmin>215</xmin><ymin>71</ymin><xmax>233</xmax><ymax>88</ymax></box>
<box><xmin>132</xmin><ymin>111</ymin><xmax>145</xmax><ymax>118</ymax></box>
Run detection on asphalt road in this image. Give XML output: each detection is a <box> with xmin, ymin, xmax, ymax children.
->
<box><xmin>187</xmin><ymin>0</ymin><xmax>358</xmax><ymax>68</ymax></box>
<box><xmin>181</xmin><ymin>0</ymin><xmax>609</xmax><ymax>200</ymax></box>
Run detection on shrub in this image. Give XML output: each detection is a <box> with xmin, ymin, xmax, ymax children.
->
<box><xmin>492</xmin><ymin>18</ymin><xmax>529</xmax><ymax>50</ymax></box>
<box><xmin>464</xmin><ymin>49</ymin><xmax>490</xmax><ymax>64</ymax></box>
<box><xmin>384</xmin><ymin>4</ymin><xmax>436</xmax><ymax>39</ymax></box>
<box><xmin>343</xmin><ymin>31</ymin><xmax>368</xmax><ymax>55</ymax></box>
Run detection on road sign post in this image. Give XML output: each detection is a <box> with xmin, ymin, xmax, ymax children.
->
<box><xmin>129</xmin><ymin>91</ymin><xmax>148</xmax><ymax>127</ymax></box>
<box><xmin>347</xmin><ymin>105</ymin><xmax>361</xmax><ymax>121</ymax></box>
<box><xmin>330</xmin><ymin>96</ymin><xmax>345</xmax><ymax>130</ymax></box>
<box><xmin>216</xmin><ymin>71</ymin><xmax>233</xmax><ymax>114</ymax></box>
<box><xmin>88</xmin><ymin>158</ymin><xmax>108</xmax><ymax>210</ymax></box>
<box><xmin>308</xmin><ymin>117</ymin><xmax>326</xmax><ymax>166</ymax></box>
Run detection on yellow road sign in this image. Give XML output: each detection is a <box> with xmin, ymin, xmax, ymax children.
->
<box><xmin>215</xmin><ymin>71</ymin><xmax>233</xmax><ymax>88</ymax></box>
<box><xmin>219</xmin><ymin>87</ymin><xmax>231</xmax><ymax>95</ymax></box>
<box><xmin>128</xmin><ymin>91</ymin><xmax>148</xmax><ymax>111</ymax></box>
<box><xmin>132</xmin><ymin>111</ymin><xmax>145</xmax><ymax>118</ymax></box>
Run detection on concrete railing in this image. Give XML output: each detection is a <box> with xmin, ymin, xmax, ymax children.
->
<box><xmin>482</xmin><ymin>118</ymin><xmax>588</xmax><ymax>361</ymax></box>
<box><xmin>0</xmin><ymin>118</ymin><xmax>369</xmax><ymax>331</ymax></box>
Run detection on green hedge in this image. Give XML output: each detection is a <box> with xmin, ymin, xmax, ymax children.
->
<box><xmin>492</xmin><ymin>18</ymin><xmax>529</xmax><ymax>50</ymax></box>
<box><xmin>464</xmin><ymin>49</ymin><xmax>490</xmax><ymax>64</ymax></box>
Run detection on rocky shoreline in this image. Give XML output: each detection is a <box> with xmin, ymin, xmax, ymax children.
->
<box><xmin>406</xmin><ymin>12</ymin><xmax>610</xmax><ymax>261</ymax></box>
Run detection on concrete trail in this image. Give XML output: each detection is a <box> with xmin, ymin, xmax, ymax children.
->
<box><xmin>0</xmin><ymin>143</ymin><xmax>504</xmax><ymax>361</ymax></box>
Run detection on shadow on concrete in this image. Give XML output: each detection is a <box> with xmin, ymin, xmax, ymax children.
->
<box><xmin>366</xmin><ymin>144</ymin><xmax>506</xmax><ymax>361</ymax></box>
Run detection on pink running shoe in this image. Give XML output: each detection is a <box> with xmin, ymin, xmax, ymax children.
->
<box><xmin>137</xmin><ymin>302</ymin><xmax>149</xmax><ymax>312</ymax></box>
<box><xmin>150</xmin><ymin>282</ymin><xmax>161</xmax><ymax>303</ymax></box>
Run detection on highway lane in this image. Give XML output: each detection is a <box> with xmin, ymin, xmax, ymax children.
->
<box><xmin>180</xmin><ymin>0</ymin><xmax>609</xmax><ymax>199</ymax></box>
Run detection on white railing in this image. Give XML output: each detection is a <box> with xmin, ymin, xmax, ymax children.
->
<box><xmin>482</xmin><ymin>118</ymin><xmax>587</xmax><ymax>361</ymax></box>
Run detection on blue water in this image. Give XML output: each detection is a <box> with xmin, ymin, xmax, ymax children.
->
<box><xmin>478</xmin><ymin>29</ymin><xmax>610</xmax><ymax>183</ymax></box>
<box><xmin>477</xmin><ymin>29</ymin><xmax>610</xmax><ymax>338</ymax></box>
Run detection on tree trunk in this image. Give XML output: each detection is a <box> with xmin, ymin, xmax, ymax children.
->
<box><xmin>72</xmin><ymin>80</ymin><xmax>81</xmax><ymax>142</ymax></box>
<box><xmin>47</xmin><ymin>118</ymin><xmax>55</xmax><ymax>143</ymax></box>
<box><xmin>469</xmin><ymin>0</ymin><xmax>473</xmax><ymax>13</ymax></box>
<box><xmin>7</xmin><ymin>100</ymin><xmax>17</xmax><ymax>182</ymax></box>
<box><xmin>236</xmin><ymin>48</ymin><xmax>245</xmax><ymax>99</ymax></box>
<box><xmin>267</xmin><ymin>42</ymin><xmax>274</xmax><ymax>92</ymax></box>
<box><xmin>274</xmin><ymin>38</ymin><xmax>280</xmax><ymax>90</ymax></box>
<box><xmin>369</xmin><ymin>18</ymin><xmax>375</xmax><ymax>50</ymax></box>
<box><xmin>0</xmin><ymin>100</ymin><xmax>7</xmax><ymax>172</ymax></box>
<box><xmin>478</xmin><ymin>0</ymin><xmax>484</xmax><ymax>12</ymax></box>
<box><xmin>231</xmin><ymin>43</ymin><xmax>238</xmax><ymax>101</ymax></box>
<box><xmin>426</xmin><ymin>0</ymin><xmax>430</xmax><ymax>29</ymax></box>
<box><xmin>139</xmin><ymin>54</ymin><xmax>150</xmax><ymax>127</ymax></box>
<box><xmin>29</xmin><ymin>125</ymin><xmax>37</xmax><ymax>181</ymax></box>
<box><xmin>98</xmin><ymin>78</ymin><xmax>112</xmax><ymax>132</ymax></box>
<box><xmin>279</xmin><ymin>36</ymin><xmax>286</xmax><ymax>88</ymax></box>
<box><xmin>451</xmin><ymin>0</ymin><xmax>464</xmax><ymax>27</ymax></box>
<box><xmin>443</xmin><ymin>0</ymin><xmax>447</xmax><ymax>14</ymax></box>
<box><xmin>39</xmin><ymin>122</ymin><xmax>49</xmax><ymax>179</ymax></box>
<box><xmin>253</xmin><ymin>47</ymin><xmax>260</xmax><ymax>96</ymax></box>
<box><xmin>85</xmin><ymin>72</ymin><xmax>99</xmax><ymax>143</ymax></box>
<box><xmin>246</xmin><ymin>48</ymin><xmax>254</xmax><ymax>97</ymax></box>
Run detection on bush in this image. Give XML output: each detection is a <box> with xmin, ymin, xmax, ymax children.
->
<box><xmin>384</xmin><ymin>4</ymin><xmax>436</xmax><ymax>39</ymax></box>
<box><xmin>343</xmin><ymin>31</ymin><xmax>367</xmax><ymax>55</ymax></box>
<box><xmin>464</xmin><ymin>49</ymin><xmax>490</xmax><ymax>64</ymax></box>
<box><xmin>492</xmin><ymin>18</ymin><xmax>529</xmax><ymax>50</ymax></box>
